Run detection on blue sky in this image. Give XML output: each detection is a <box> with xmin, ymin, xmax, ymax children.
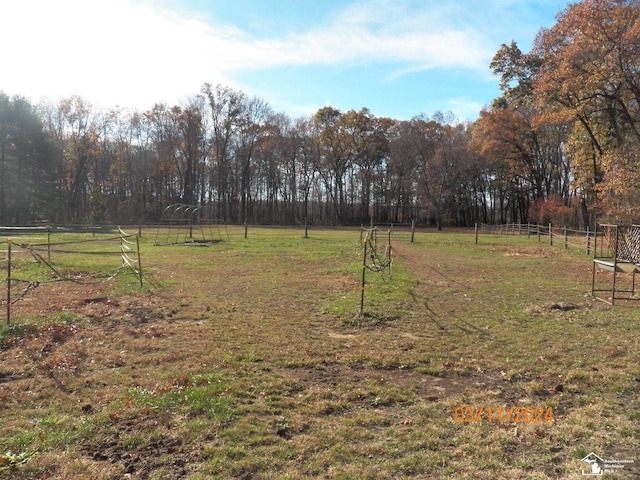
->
<box><xmin>3</xmin><ymin>0</ymin><xmax>568</xmax><ymax>121</ymax></box>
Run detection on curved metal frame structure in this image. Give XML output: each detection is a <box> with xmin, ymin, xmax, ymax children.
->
<box><xmin>154</xmin><ymin>204</ymin><xmax>224</xmax><ymax>246</ymax></box>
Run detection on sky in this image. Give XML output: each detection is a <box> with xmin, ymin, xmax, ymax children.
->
<box><xmin>2</xmin><ymin>0</ymin><xmax>569</xmax><ymax>122</ymax></box>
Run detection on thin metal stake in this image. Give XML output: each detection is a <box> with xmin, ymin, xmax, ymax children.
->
<box><xmin>360</xmin><ymin>237</ymin><xmax>367</xmax><ymax>315</ymax></box>
<box><xmin>387</xmin><ymin>229</ymin><xmax>393</xmax><ymax>280</ymax></box>
<box><xmin>135</xmin><ymin>234</ymin><xmax>143</xmax><ymax>288</ymax></box>
<box><xmin>6</xmin><ymin>239</ymin><xmax>11</xmax><ymax>324</ymax></box>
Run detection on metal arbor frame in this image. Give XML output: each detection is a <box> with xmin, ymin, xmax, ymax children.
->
<box><xmin>591</xmin><ymin>224</ymin><xmax>640</xmax><ymax>305</ymax></box>
<box><xmin>154</xmin><ymin>204</ymin><xmax>224</xmax><ymax>246</ymax></box>
<box><xmin>359</xmin><ymin>226</ymin><xmax>393</xmax><ymax>315</ymax></box>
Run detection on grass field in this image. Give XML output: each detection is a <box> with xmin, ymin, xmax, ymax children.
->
<box><xmin>0</xmin><ymin>226</ymin><xmax>638</xmax><ymax>479</ymax></box>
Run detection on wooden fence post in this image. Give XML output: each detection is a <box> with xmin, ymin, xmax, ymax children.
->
<box><xmin>549</xmin><ymin>223</ymin><xmax>553</xmax><ymax>246</ymax></box>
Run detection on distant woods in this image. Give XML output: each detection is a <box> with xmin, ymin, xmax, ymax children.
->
<box><xmin>0</xmin><ymin>90</ymin><xmax>480</xmax><ymax>227</ymax></box>
<box><xmin>2</xmin><ymin>0</ymin><xmax>640</xmax><ymax>227</ymax></box>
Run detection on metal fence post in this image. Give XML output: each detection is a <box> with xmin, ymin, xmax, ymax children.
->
<box><xmin>6</xmin><ymin>239</ymin><xmax>11</xmax><ymax>324</ymax></box>
<box><xmin>135</xmin><ymin>234</ymin><xmax>143</xmax><ymax>288</ymax></box>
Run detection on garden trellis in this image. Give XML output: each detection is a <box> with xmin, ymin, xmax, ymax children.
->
<box><xmin>2</xmin><ymin>227</ymin><xmax>147</xmax><ymax>324</ymax></box>
<box><xmin>154</xmin><ymin>204</ymin><xmax>224</xmax><ymax>246</ymax></box>
<box><xmin>360</xmin><ymin>226</ymin><xmax>393</xmax><ymax>315</ymax></box>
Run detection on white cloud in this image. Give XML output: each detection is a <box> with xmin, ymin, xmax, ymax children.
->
<box><xmin>1</xmin><ymin>0</ymin><xmax>525</xmax><ymax>112</ymax></box>
<box><xmin>231</xmin><ymin>1</ymin><xmax>493</xmax><ymax>72</ymax></box>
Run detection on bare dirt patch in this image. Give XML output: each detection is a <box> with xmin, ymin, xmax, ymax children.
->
<box><xmin>78</xmin><ymin>421</ymin><xmax>197</xmax><ymax>479</ymax></box>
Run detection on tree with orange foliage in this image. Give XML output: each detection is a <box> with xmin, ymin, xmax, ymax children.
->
<box><xmin>473</xmin><ymin>35</ymin><xmax>571</xmax><ymax>225</ymax></box>
<box><xmin>528</xmin><ymin>193</ymin><xmax>573</xmax><ymax>226</ymax></box>
<box><xmin>471</xmin><ymin>103</ymin><xmax>569</xmax><ymax>224</ymax></box>
<box><xmin>533</xmin><ymin>0</ymin><xmax>640</xmax><ymax>222</ymax></box>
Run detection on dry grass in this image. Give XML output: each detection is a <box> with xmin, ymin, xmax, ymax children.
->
<box><xmin>0</xmin><ymin>226</ymin><xmax>638</xmax><ymax>479</ymax></box>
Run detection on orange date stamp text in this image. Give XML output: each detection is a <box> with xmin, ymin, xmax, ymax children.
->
<box><xmin>453</xmin><ymin>405</ymin><xmax>554</xmax><ymax>424</ymax></box>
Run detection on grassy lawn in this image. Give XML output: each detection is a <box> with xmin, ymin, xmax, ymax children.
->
<box><xmin>0</xmin><ymin>226</ymin><xmax>638</xmax><ymax>479</ymax></box>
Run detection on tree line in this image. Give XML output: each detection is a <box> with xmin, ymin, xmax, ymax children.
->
<box><xmin>1</xmin><ymin>0</ymin><xmax>638</xmax><ymax>228</ymax></box>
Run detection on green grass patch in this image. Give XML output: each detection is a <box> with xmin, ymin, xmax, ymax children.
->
<box><xmin>0</xmin><ymin>312</ymin><xmax>81</xmax><ymax>345</ymax></box>
<box><xmin>126</xmin><ymin>373</ymin><xmax>234</xmax><ymax>420</ymax></box>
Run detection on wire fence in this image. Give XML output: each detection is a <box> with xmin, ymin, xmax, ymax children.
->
<box><xmin>211</xmin><ymin>221</ymin><xmax>423</xmax><ymax>244</ymax></box>
<box><xmin>2</xmin><ymin>221</ymin><xmax>600</xmax><ymax>323</ymax></box>
<box><xmin>478</xmin><ymin>223</ymin><xmax>596</xmax><ymax>256</ymax></box>
<box><xmin>1</xmin><ymin>226</ymin><xmax>147</xmax><ymax>324</ymax></box>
